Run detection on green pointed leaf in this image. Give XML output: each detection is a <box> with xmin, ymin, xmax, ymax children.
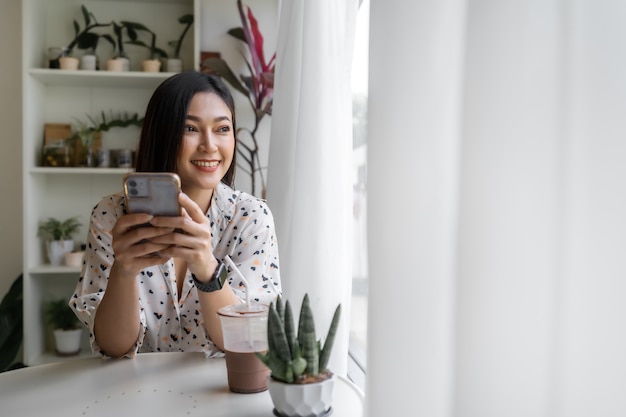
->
<box><xmin>201</xmin><ymin>57</ymin><xmax>250</xmax><ymax>99</ymax></box>
<box><xmin>227</xmin><ymin>27</ymin><xmax>246</xmax><ymax>43</ymax></box>
<box><xmin>319</xmin><ymin>304</ymin><xmax>341</xmax><ymax>372</ymax></box>
<box><xmin>81</xmin><ymin>5</ymin><xmax>91</xmax><ymax>27</ymax></box>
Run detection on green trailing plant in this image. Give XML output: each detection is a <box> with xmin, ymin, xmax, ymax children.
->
<box><xmin>111</xmin><ymin>21</ymin><xmax>146</xmax><ymax>60</ymax></box>
<box><xmin>37</xmin><ymin>217</ymin><xmax>82</xmax><ymax>241</ymax></box>
<box><xmin>71</xmin><ymin>110</ymin><xmax>144</xmax><ymax>145</ymax></box>
<box><xmin>61</xmin><ymin>4</ymin><xmax>114</xmax><ymax>58</ymax></box>
<box><xmin>169</xmin><ymin>14</ymin><xmax>194</xmax><ymax>59</ymax></box>
<box><xmin>44</xmin><ymin>298</ymin><xmax>80</xmax><ymax>331</ymax></box>
<box><xmin>202</xmin><ymin>0</ymin><xmax>275</xmax><ymax>198</ymax></box>
<box><xmin>80</xmin><ymin>111</ymin><xmax>144</xmax><ymax>133</ymax></box>
<box><xmin>257</xmin><ymin>293</ymin><xmax>341</xmax><ymax>384</ymax></box>
<box><xmin>126</xmin><ymin>25</ymin><xmax>168</xmax><ymax>60</ymax></box>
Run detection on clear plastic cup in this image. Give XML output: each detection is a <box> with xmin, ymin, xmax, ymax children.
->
<box><xmin>218</xmin><ymin>304</ymin><xmax>270</xmax><ymax>393</ymax></box>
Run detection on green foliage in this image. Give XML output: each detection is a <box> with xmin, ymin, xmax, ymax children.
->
<box><xmin>44</xmin><ymin>298</ymin><xmax>80</xmax><ymax>331</ymax></box>
<box><xmin>168</xmin><ymin>14</ymin><xmax>194</xmax><ymax>58</ymax></box>
<box><xmin>37</xmin><ymin>217</ymin><xmax>82</xmax><ymax>241</ymax></box>
<box><xmin>64</xmin><ymin>4</ymin><xmax>114</xmax><ymax>55</ymax></box>
<box><xmin>125</xmin><ymin>23</ymin><xmax>168</xmax><ymax>59</ymax></box>
<box><xmin>0</xmin><ymin>275</ymin><xmax>25</xmax><ymax>372</ymax></box>
<box><xmin>257</xmin><ymin>294</ymin><xmax>341</xmax><ymax>384</ymax></box>
<box><xmin>111</xmin><ymin>21</ymin><xmax>145</xmax><ymax>57</ymax></box>
<box><xmin>70</xmin><ymin>111</ymin><xmax>144</xmax><ymax>147</ymax></box>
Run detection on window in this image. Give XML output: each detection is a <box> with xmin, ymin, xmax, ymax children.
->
<box><xmin>348</xmin><ymin>0</ymin><xmax>369</xmax><ymax>391</ymax></box>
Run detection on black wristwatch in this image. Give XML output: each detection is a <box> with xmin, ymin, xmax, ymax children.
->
<box><xmin>192</xmin><ymin>261</ymin><xmax>228</xmax><ymax>293</ymax></box>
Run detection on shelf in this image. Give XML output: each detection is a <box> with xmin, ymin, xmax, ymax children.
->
<box><xmin>29</xmin><ymin>265</ymin><xmax>81</xmax><ymax>274</ymax></box>
<box><xmin>31</xmin><ymin>349</ymin><xmax>94</xmax><ymax>367</ymax></box>
<box><xmin>28</xmin><ymin>68</ymin><xmax>177</xmax><ymax>89</ymax></box>
<box><xmin>30</xmin><ymin>167</ymin><xmax>133</xmax><ymax>175</ymax></box>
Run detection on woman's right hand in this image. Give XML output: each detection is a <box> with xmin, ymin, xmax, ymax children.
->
<box><xmin>110</xmin><ymin>213</ymin><xmax>176</xmax><ymax>277</ymax></box>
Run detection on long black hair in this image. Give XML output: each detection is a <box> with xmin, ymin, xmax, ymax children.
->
<box><xmin>134</xmin><ymin>71</ymin><xmax>237</xmax><ymax>186</ymax></box>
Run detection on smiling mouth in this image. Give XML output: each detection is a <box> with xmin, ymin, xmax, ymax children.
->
<box><xmin>191</xmin><ymin>160</ymin><xmax>219</xmax><ymax>168</ymax></box>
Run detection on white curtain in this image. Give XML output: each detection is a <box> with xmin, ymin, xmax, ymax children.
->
<box><xmin>367</xmin><ymin>0</ymin><xmax>626</xmax><ymax>416</ymax></box>
<box><xmin>266</xmin><ymin>0</ymin><xmax>359</xmax><ymax>377</ymax></box>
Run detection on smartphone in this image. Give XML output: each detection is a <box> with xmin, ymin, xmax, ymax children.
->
<box><xmin>123</xmin><ymin>172</ymin><xmax>181</xmax><ymax>217</ymax></box>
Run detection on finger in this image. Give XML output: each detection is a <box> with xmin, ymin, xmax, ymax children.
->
<box><xmin>121</xmin><ymin>241</ymin><xmax>172</xmax><ymax>260</ymax></box>
<box><xmin>113</xmin><ymin>213</ymin><xmax>154</xmax><ymax>234</ymax></box>
<box><xmin>116</xmin><ymin>252</ymin><xmax>171</xmax><ymax>274</ymax></box>
<box><xmin>177</xmin><ymin>192</ymin><xmax>207</xmax><ymax>223</ymax></box>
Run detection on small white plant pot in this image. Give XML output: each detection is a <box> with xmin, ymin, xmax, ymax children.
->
<box><xmin>142</xmin><ymin>59</ymin><xmax>161</xmax><ymax>72</ymax></box>
<box><xmin>80</xmin><ymin>54</ymin><xmax>97</xmax><ymax>70</ymax></box>
<box><xmin>268</xmin><ymin>374</ymin><xmax>336</xmax><ymax>417</ymax></box>
<box><xmin>106</xmin><ymin>58</ymin><xmax>126</xmax><ymax>72</ymax></box>
<box><xmin>166</xmin><ymin>58</ymin><xmax>183</xmax><ymax>73</ymax></box>
<box><xmin>46</xmin><ymin>240</ymin><xmax>74</xmax><ymax>266</ymax></box>
<box><xmin>59</xmin><ymin>56</ymin><xmax>79</xmax><ymax>70</ymax></box>
<box><xmin>53</xmin><ymin>328</ymin><xmax>82</xmax><ymax>356</ymax></box>
<box><xmin>64</xmin><ymin>251</ymin><xmax>85</xmax><ymax>267</ymax></box>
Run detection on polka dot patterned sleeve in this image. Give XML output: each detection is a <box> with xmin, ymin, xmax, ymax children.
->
<box><xmin>209</xmin><ymin>184</ymin><xmax>282</xmax><ymax>305</ymax></box>
<box><xmin>69</xmin><ymin>194</ymin><xmax>146</xmax><ymax>357</ymax></box>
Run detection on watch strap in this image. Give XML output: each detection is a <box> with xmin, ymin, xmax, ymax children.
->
<box><xmin>192</xmin><ymin>261</ymin><xmax>227</xmax><ymax>293</ymax></box>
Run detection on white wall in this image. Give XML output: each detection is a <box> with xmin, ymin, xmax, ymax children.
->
<box><xmin>0</xmin><ymin>0</ymin><xmax>23</xmax><ymax>297</ymax></box>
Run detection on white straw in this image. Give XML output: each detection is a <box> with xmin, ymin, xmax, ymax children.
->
<box><xmin>224</xmin><ymin>255</ymin><xmax>251</xmax><ymax>307</ymax></box>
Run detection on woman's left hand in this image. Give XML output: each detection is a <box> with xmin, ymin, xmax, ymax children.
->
<box><xmin>147</xmin><ymin>192</ymin><xmax>218</xmax><ymax>278</ymax></box>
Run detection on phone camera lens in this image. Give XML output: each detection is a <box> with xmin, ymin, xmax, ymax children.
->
<box><xmin>129</xmin><ymin>188</ymin><xmax>138</xmax><ymax>196</ymax></box>
<box><xmin>128</xmin><ymin>180</ymin><xmax>137</xmax><ymax>187</ymax></box>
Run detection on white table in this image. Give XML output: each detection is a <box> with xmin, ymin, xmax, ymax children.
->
<box><xmin>0</xmin><ymin>352</ymin><xmax>364</xmax><ymax>416</ymax></box>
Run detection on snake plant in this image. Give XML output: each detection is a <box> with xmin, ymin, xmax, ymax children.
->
<box><xmin>257</xmin><ymin>293</ymin><xmax>341</xmax><ymax>384</ymax></box>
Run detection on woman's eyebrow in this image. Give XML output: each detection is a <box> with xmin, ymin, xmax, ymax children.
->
<box><xmin>186</xmin><ymin>114</ymin><xmax>232</xmax><ymax>123</ymax></box>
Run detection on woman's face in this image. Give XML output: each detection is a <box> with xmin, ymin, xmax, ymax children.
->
<box><xmin>176</xmin><ymin>91</ymin><xmax>235</xmax><ymax>199</ymax></box>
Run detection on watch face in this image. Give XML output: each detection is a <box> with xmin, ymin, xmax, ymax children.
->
<box><xmin>216</xmin><ymin>262</ymin><xmax>228</xmax><ymax>286</ymax></box>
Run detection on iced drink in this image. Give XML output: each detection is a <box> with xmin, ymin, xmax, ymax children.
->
<box><xmin>218</xmin><ymin>304</ymin><xmax>270</xmax><ymax>393</ymax></box>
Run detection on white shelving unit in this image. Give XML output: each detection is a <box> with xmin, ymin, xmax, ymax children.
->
<box><xmin>22</xmin><ymin>0</ymin><xmax>197</xmax><ymax>366</ymax></box>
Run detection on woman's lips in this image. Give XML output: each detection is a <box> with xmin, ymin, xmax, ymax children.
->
<box><xmin>191</xmin><ymin>160</ymin><xmax>220</xmax><ymax>171</ymax></box>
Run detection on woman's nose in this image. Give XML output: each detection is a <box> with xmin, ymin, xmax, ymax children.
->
<box><xmin>198</xmin><ymin>131</ymin><xmax>218</xmax><ymax>151</ymax></box>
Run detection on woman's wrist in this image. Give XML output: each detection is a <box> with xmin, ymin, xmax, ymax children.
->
<box><xmin>190</xmin><ymin>256</ymin><xmax>220</xmax><ymax>284</ymax></box>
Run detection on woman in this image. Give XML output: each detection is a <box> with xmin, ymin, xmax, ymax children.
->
<box><xmin>70</xmin><ymin>72</ymin><xmax>281</xmax><ymax>358</ymax></box>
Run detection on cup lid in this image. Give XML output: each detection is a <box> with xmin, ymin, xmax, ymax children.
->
<box><xmin>217</xmin><ymin>303</ymin><xmax>268</xmax><ymax>318</ymax></box>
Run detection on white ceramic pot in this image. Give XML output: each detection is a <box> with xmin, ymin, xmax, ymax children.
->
<box><xmin>268</xmin><ymin>374</ymin><xmax>336</xmax><ymax>417</ymax></box>
<box><xmin>59</xmin><ymin>56</ymin><xmax>79</xmax><ymax>70</ymax></box>
<box><xmin>142</xmin><ymin>59</ymin><xmax>161</xmax><ymax>72</ymax></box>
<box><xmin>46</xmin><ymin>240</ymin><xmax>74</xmax><ymax>266</ymax></box>
<box><xmin>53</xmin><ymin>328</ymin><xmax>82</xmax><ymax>356</ymax></box>
<box><xmin>80</xmin><ymin>54</ymin><xmax>97</xmax><ymax>70</ymax></box>
<box><xmin>166</xmin><ymin>58</ymin><xmax>183</xmax><ymax>73</ymax></box>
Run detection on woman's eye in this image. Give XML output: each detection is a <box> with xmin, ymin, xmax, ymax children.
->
<box><xmin>217</xmin><ymin>125</ymin><xmax>231</xmax><ymax>133</ymax></box>
<box><xmin>184</xmin><ymin>125</ymin><xmax>197</xmax><ymax>133</ymax></box>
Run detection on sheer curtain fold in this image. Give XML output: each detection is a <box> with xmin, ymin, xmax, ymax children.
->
<box><xmin>267</xmin><ymin>0</ymin><xmax>359</xmax><ymax>376</ymax></box>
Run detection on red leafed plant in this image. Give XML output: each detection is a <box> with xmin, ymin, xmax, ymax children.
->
<box><xmin>202</xmin><ymin>0</ymin><xmax>275</xmax><ymax>198</ymax></box>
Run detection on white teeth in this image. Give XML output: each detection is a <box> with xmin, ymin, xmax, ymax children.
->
<box><xmin>192</xmin><ymin>160</ymin><xmax>219</xmax><ymax>167</ymax></box>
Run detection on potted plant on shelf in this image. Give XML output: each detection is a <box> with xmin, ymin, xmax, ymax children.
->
<box><xmin>257</xmin><ymin>294</ymin><xmax>341</xmax><ymax>417</ymax></box>
<box><xmin>37</xmin><ymin>216</ymin><xmax>82</xmax><ymax>266</ymax></box>
<box><xmin>107</xmin><ymin>20</ymin><xmax>146</xmax><ymax>71</ymax></box>
<box><xmin>57</xmin><ymin>4</ymin><xmax>113</xmax><ymax>70</ymax></box>
<box><xmin>69</xmin><ymin>110</ymin><xmax>144</xmax><ymax>166</ymax></box>
<box><xmin>166</xmin><ymin>14</ymin><xmax>194</xmax><ymax>72</ymax></box>
<box><xmin>126</xmin><ymin>26</ymin><xmax>168</xmax><ymax>72</ymax></box>
<box><xmin>44</xmin><ymin>298</ymin><xmax>82</xmax><ymax>356</ymax></box>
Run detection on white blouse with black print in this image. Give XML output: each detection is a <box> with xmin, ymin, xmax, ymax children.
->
<box><xmin>70</xmin><ymin>182</ymin><xmax>281</xmax><ymax>358</ymax></box>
